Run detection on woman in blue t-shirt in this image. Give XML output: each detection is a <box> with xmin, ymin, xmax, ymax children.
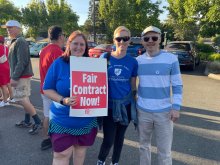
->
<box><xmin>43</xmin><ymin>30</ymin><xmax>98</xmax><ymax>165</ymax></box>
<box><xmin>96</xmin><ymin>26</ymin><xmax>138</xmax><ymax>165</ymax></box>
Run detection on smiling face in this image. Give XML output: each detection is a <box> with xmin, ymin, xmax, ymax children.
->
<box><xmin>70</xmin><ymin>36</ymin><xmax>86</xmax><ymax>57</ymax></box>
<box><xmin>114</xmin><ymin>30</ymin><xmax>130</xmax><ymax>55</ymax></box>
<box><xmin>142</xmin><ymin>31</ymin><xmax>161</xmax><ymax>55</ymax></box>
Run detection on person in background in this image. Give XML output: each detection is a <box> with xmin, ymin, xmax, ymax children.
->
<box><xmin>1</xmin><ymin>20</ymin><xmax>42</xmax><ymax>134</ymax></box>
<box><xmin>43</xmin><ymin>30</ymin><xmax>98</xmax><ymax>165</ymax></box>
<box><xmin>96</xmin><ymin>26</ymin><xmax>138</xmax><ymax>165</ymax></box>
<box><xmin>39</xmin><ymin>25</ymin><xmax>65</xmax><ymax>150</ymax></box>
<box><xmin>136</xmin><ymin>26</ymin><xmax>183</xmax><ymax>165</ymax></box>
<box><xmin>0</xmin><ymin>35</ymin><xmax>13</xmax><ymax>107</ymax></box>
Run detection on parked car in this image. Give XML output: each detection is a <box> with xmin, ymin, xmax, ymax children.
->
<box><xmin>88</xmin><ymin>44</ymin><xmax>113</xmax><ymax>58</ymax></box>
<box><xmin>87</xmin><ymin>41</ymin><xmax>97</xmax><ymax>49</ymax></box>
<box><xmin>164</xmin><ymin>41</ymin><xmax>200</xmax><ymax>70</ymax></box>
<box><xmin>127</xmin><ymin>37</ymin><xmax>145</xmax><ymax>57</ymax></box>
<box><xmin>27</xmin><ymin>41</ymin><xmax>36</xmax><ymax>49</ymax></box>
<box><xmin>29</xmin><ymin>42</ymin><xmax>48</xmax><ymax>57</ymax></box>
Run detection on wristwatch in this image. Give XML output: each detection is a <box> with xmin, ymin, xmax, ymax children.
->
<box><xmin>59</xmin><ymin>98</ymin><xmax>64</xmax><ymax>105</ymax></box>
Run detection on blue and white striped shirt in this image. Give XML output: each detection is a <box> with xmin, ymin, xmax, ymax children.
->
<box><xmin>136</xmin><ymin>51</ymin><xmax>183</xmax><ymax>112</ymax></box>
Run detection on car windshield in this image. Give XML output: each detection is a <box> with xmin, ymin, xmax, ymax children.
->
<box><xmin>130</xmin><ymin>37</ymin><xmax>141</xmax><ymax>45</ymax></box>
<box><xmin>88</xmin><ymin>42</ymin><xmax>96</xmax><ymax>47</ymax></box>
<box><xmin>95</xmin><ymin>44</ymin><xmax>111</xmax><ymax>49</ymax></box>
<box><xmin>166</xmin><ymin>43</ymin><xmax>191</xmax><ymax>51</ymax></box>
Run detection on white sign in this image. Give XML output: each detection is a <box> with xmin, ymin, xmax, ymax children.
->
<box><xmin>70</xmin><ymin>56</ymin><xmax>108</xmax><ymax>117</ymax></box>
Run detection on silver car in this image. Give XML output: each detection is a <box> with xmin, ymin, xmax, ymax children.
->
<box><xmin>29</xmin><ymin>42</ymin><xmax>48</xmax><ymax>57</ymax></box>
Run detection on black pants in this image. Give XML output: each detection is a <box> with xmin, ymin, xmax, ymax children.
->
<box><xmin>98</xmin><ymin>104</ymin><xmax>131</xmax><ymax>163</ymax></box>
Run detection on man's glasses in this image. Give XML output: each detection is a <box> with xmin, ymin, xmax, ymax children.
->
<box><xmin>142</xmin><ymin>36</ymin><xmax>159</xmax><ymax>42</ymax></box>
<box><xmin>114</xmin><ymin>36</ymin><xmax>130</xmax><ymax>42</ymax></box>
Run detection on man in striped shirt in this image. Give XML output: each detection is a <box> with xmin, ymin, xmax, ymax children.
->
<box><xmin>136</xmin><ymin>26</ymin><xmax>183</xmax><ymax>165</ymax></box>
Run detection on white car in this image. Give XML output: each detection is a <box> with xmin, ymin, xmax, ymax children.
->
<box><xmin>29</xmin><ymin>42</ymin><xmax>48</xmax><ymax>57</ymax></box>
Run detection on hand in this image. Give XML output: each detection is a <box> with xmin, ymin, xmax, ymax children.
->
<box><xmin>63</xmin><ymin>96</ymin><xmax>77</xmax><ymax>106</ymax></box>
<box><xmin>169</xmin><ymin>110</ymin><xmax>180</xmax><ymax>122</ymax></box>
<box><xmin>10</xmin><ymin>79</ymin><xmax>19</xmax><ymax>87</ymax></box>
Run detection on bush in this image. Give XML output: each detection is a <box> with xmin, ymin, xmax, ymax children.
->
<box><xmin>208</xmin><ymin>53</ymin><xmax>220</xmax><ymax>61</ymax></box>
<box><xmin>196</xmin><ymin>43</ymin><xmax>215</xmax><ymax>53</ymax></box>
<box><xmin>199</xmin><ymin>52</ymin><xmax>212</xmax><ymax>61</ymax></box>
<box><xmin>199</xmin><ymin>52</ymin><xmax>220</xmax><ymax>61</ymax></box>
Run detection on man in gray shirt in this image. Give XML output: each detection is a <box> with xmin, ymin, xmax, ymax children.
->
<box><xmin>1</xmin><ymin>20</ymin><xmax>41</xmax><ymax>134</ymax></box>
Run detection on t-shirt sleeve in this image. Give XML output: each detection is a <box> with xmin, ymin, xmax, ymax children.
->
<box><xmin>43</xmin><ymin>61</ymin><xmax>57</xmax><ymax>90</ymax></box>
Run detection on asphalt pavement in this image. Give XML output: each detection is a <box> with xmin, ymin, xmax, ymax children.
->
<box><xmin>0</xmin><ymin>60</ymin><xmax>220</xmax><ymax>165</ymax></box>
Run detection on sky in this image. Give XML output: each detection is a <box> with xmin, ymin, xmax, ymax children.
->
<box><xmin>10</xmin><ymin>0</ymin><xmax>168</xmax><ymax>25</ymax></box>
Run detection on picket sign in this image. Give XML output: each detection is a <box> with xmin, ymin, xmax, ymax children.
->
<box><xmin>70</xmin><ymin>56</ymin><xmax>108</xmax><ymax>117</ymax></box>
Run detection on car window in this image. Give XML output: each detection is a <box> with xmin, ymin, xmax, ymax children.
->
<box><xmin>130</xmin><ymin>37</ymin><xmax>141</xmax><ymax>45</ymax></box>
<box><xmin>88</xmin><ymin>42</ymin><xmax>96</xmax><ymax>46</ymax></box>
<box><xmin>95</xmin><ymin>44</ymin><xmax>111</xmax><ymax>49</ymax></box>
<box><xmin>166</xmin><ymin>43</ymin><xmax>191</xmax><ymax>51</ymax></box>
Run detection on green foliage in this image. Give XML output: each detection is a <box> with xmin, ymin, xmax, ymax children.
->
<box><xmin>83</xmin><ymin>0</ymin><xmax>106</xmax><ymax>37</ymax></box>
<box><xmin>98</xmin><ymin>0</ymin><xmax>162</xmax><ymax>40</ymax></box>
<box><xmin>212</xmin><ymin>35</ymin><xmax>220</xmax><ymax>46</ymax></box>
<box><xmin>166</xmin><ymin>0</ymin><xmax>220</xmax><ymax>39</ymax></box>
<box><xmin>0</xmin><ymin>0</ymin><xmax>21</xmax><ymax>36</ymax></box>
<box><xmin>21</xmin><ymin>0</ymin><xmax>79</xmax><ymax>38</ymax></box>
<box><xmin>208</xmin><ymin>53</ymin><xmax>220</xmax><ymax>61</ymax></box>
<box><xmin>199</xmin><ymin>52</ymin><xmax>220</xmax><ymax>61</ymax></box>
<box><xmin>199</xmin><ymin>52</ymin><xmax>212</xmax><ymax>61</ymax></box>
<box><xmin>196</xmin><ymin>43</ymin><xmax>215</xmax><ymax>53</ymax></box>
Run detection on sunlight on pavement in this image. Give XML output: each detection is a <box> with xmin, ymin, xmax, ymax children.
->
<box><xmin>97</xmin><ymin>133</ymin><xmax>220</xmax><ymax>165</ymax></box>
<box><xmin>181</xmin><ymin>111</ymin><xmax>220</xmax><ymax>124</ymax></box>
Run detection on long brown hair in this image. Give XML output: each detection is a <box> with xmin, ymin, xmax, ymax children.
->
<box><xmin>62</xmin><ymin>30</ymin><xmax>89</xmax><ymax>62</ymax></box>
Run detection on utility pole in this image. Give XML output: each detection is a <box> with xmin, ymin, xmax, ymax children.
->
<box><xmin>93</xmin><ymin>0</ymin><xmax>96</xmax><ymax>43</ymax></box>
<box><xmin>164</xmin><ymin>32</ymin><xmax>167</xmax><ymax>46</ymax></box>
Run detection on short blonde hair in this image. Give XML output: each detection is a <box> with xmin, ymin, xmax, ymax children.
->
<box><xmin>113</xmin><ymin>26</ymin><xmax>131</xmax><ymax>38</ymax></box>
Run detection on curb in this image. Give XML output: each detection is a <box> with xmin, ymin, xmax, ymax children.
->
<box><xmin>208</xmin><ymin>74</ymin><xmax>220</xmax><ymax>81</ymax></box>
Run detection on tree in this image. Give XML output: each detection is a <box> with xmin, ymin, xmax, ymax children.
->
<box><xmin>83</xmin><ymin>0</ymin><xmax>106</xmax><ymax>42</ymax></box>
<box><xmin>21</xmin><ymin>0</ymin><xmax>79</xmax><ymax>38</ymax></box>
<box><xmin>21</xmin><ymin>0</ymin><xmax>48</xmax><ymax>37</ymax></box>
<box><xmin>98</xmin><ymin>0</ymin><xmax>162</xmax><ymax>41</ymax></box>
<box><xmin>0</xmin><ymin>0</ymin><xmax>21</xmax><ymax>36</ymax></box>
<box><xmin>166</xmin><ymin>0</ymin><xmax>220</xmax><ymax>40</ymax></box>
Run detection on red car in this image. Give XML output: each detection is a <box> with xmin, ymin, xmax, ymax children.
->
<box><xmin>89</xmin><ymin>44</ymin><xmax>113</xmax><ymax>58</ymax></box>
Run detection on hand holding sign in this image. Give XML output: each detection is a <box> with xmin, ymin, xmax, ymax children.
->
<box><xmin>63</xmin><ymin>96</ymin><xmax>78</xmax><ymax>106</ymax></box>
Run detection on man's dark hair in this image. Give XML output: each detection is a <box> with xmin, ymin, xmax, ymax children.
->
<box><xmin>48</xmin><ymin>25</ymin><xmax>62</xmax><ymax>41</ymax></box>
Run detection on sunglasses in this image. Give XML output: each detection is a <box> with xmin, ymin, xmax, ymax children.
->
<box><xmin>143</xmin><ymin>36</ymin><xmax>159</xmax><ymax>42</ymax></box>
<box><xmin>115</xmin><ymin>36</ymin><xmax>130</xmax><ymax>42</ymax></box>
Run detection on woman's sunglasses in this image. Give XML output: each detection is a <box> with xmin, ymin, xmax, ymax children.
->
<box><xmin>114</xmin><ymin>36</ymin><xmax>130</xmax><ymax>42</ymax></box>
<box><xmin>143</xmin><ymin>36</ymin><xmax>159</xmax><ymax>42</ymax></box>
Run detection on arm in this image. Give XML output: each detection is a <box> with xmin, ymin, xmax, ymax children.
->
<box><xmin>131</xmin><ymin>59</ymin><xmax>138</xmax><ymax>99</ymax></box>
<box><xmin>131</xmin><ymin>77</ymin><xmax>137</xmax><ymax>99</ymax></box>
<box><xmin>43</xmin><ymin>60</ymin><xmax>77</xmax><ymax>106</ymax></box>
<box><xmin>43</xmin><ymin>89</ymin><xmax>77</xmax><ymax>106</ymax></box>
<box><xmin>170</xmin><ymin>60</ymin><xmax>183</xmax><ymax>122</ymax></box>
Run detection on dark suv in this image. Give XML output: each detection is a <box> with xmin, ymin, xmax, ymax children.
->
<box><xmin>165</xmin><ymin>41</ymin><xmax>200</xmax><ymax>70</ymax></box>
<box><xmin>127</xmin><ymin>37</ymin><xmax>145</xmax><ymax>57</ymax></box>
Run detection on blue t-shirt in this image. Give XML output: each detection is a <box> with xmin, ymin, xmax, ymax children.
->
<box><xmin>102</xmin><ymin>52</ymin><xmax>138</xmax><ymax>100</ymax></box>
<box><xmin>43</xmin><ymin>57</ymin><xmax>96</xmax><ymax>129</ymax></box>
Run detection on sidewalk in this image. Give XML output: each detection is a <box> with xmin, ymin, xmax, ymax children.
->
<box><xmin>208</xmin><ymin>73</ymin><xmax>220</xmax><ymax>81</ymax></box>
